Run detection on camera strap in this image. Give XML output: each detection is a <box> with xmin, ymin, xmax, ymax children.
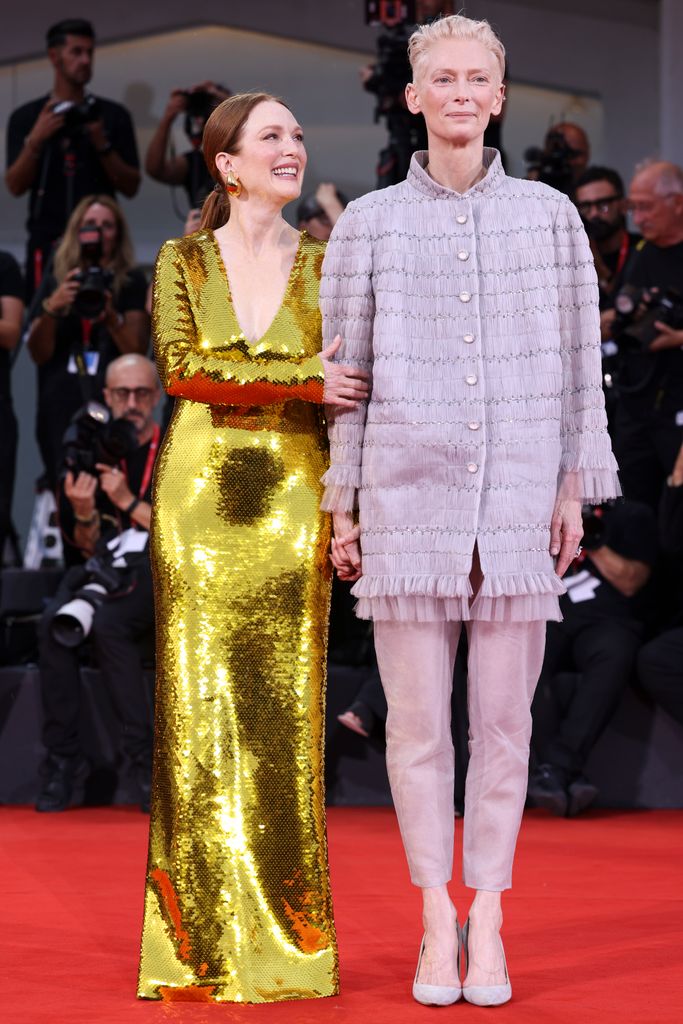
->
<box><xmin>615</xmin><ymin>233</ymin><xmax>630</xmax><ymax>278</ymax></box>
<box><xmin>72</xmin><ymin>318</ymin><xmax>96</xmax><ymax>403</ymax></box>
<box><xmin>119</xmin><ymin>423</ymin><xmax>160</xmax><ymax>502</ymax></box>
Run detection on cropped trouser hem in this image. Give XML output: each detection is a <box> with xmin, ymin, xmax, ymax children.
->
<box><xmin>374</xmin><ymin>616</ymin><xmax>546</xmax><ymax>893</ymax></box>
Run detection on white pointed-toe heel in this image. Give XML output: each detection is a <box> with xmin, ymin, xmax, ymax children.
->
<box><xmin>461</xmin><ymin>918</ymin><xmax>512</xmax><ymax>1007</ymax></box>
<box><xmin>412</xmin><ymin>926</ymin><xmax>462</xmax><ymax>1006</ymax></box>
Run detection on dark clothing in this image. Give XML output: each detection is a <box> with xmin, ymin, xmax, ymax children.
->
<box><xmin>182</xmin><ymin>148</ymin><xmax>212</xmax><ymax>208</ymax></box>
<box><xmin>6</xmin><ymin>94</ymin><xmax>139</xmax><ymax>297</ymax></box>
<box><xmin>598</xmin><ymin>230</ymin><xmax>640</xmax><ymax>308</ymax></box>
<box><xmin>0</xmin><ymin>251</ymin><xmax>24</xmax><ymax>551</ymax></box>
<box><xmin>610</xmin><ymin>239</ymin><xmax>683</xmax><ymax>507</ymax></box>
<box><xmin>659</xmin><ymin>480</ymin><xmax>683</xmax><ymax>555</ymax></box>
<box><xmin>33</xmin><ymin>266</ymin><xmax>148</xmax><ymax>487</ymax></box>
<box><xmin>638</xmin><ymin>627</ymin><xmax>683</xmax><ymax>729</ymax></box>
<box><xmin>532</xmin><ymin>500</ymin><xmax>657</xmax><ymax>778</ymax></box>
<box><xmin>38</xmin><ymin>560</ymin><xmax>154</xmax><ymax>763</ymax></box>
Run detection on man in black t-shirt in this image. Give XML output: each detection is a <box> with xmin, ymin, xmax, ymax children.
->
<box><xmin>5</xmin><ymin>19</ymin><xmax>140</xmax><ymax>297</ymax></box>
<box><xmin>574</xmin><ymin>166</ymin><xmax>640</xmax><ymax>310</ymax></box>
<box><xmin>0</xmin><ymin>254</ymin><xmax>25</xmax><ymax>559</ymax></box>
<box><xmin>36</xmin><ymin>354</ymin><xmax>161</xmax><ymax>813</ymax></box>
<box><xmin>145</xmin><ymin>81</ymin><xmax>230</xmax><ymax>210</ymax></box>
<box><xmin>602</xmin><ymin>160</ymin><xmax>683</xmax><ymax>509</ymax></box>
<box><xmin>528</xmin><ymin>500</ymin><xmax>658</xmax><ymax>816</ymax></box>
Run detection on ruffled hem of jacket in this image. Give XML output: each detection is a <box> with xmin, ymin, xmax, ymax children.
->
<box><xmin>351</xmin><ymin>572</ymin><xmax>565</xmax><ymax>623</ymax></box>
<box><xmin>557</xmin><ymin>452</ymin><xmax>621</xmax><ymax>504</ymax></box>
<box><xmin>320</xmin><ymin>465</ymin><xmax>360</xmax><ymax>512</ymax></box>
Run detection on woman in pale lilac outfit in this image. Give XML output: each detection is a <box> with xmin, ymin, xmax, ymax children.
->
<box><xmin>320</xmin><ymin>14</ymin><xmax>619</xmax><ymax>1008</ymax></box>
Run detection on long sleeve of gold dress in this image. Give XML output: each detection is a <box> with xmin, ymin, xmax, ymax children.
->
<box><xmin>137</xmin><ymin>229</ymin><xmax>339</xmax><ymax>1003</ymax></box>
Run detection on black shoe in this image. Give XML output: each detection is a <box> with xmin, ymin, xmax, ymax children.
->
<box><xmin>567</xmin><ymin>776</ymin><xmax>598</xmax><ymax>817</ymax></box>
<box><xmin>35</xmin><ymin>754</ymin><xmax>79</xmax><ymax>812</ymax></box>
<box><xmin>526</xmin><ymin>763</ymin><xmax>568</xmax><ymax>817</ymax></box>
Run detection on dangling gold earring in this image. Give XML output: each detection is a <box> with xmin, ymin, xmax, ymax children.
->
<box><xmin>225</xmin><ymin>170</ymin><xmax>242</xmax><ymax>198</ymax></box>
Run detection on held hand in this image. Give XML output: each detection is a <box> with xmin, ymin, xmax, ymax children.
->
<box><xmin>64</xmin><ymin>470</ymin><xmax>97</xmax><ymax>519</ymax></box>
<box><xmin>649</xmin><ymin>322</ymin><xmax>683</xmax><ymax>352</ymax></box>
<box><xmin>331</xmin><ymin>512</ymin><xmax>362</xmax><ymax>581</ymax></box>
<box><xmin>96</xmin><ymin>463</ymin><xmax>134</xmax><ymax>510</ymax></box>
<box><xmin>319</xmin><ymin>335</ymin><xmax>371</xmax><ymax>409</ymax></box>
<box><xmin>550</xmin><ymin>498</ymin><xmax>583</xmax><ymax>578</ymax></box>
<box><xmin>29</xmin><ymin>100</ymin><xmax>65</xmax><ymax>146</ymax></box>
<box><xmin>45</xmin><ymin>268</ymin><xmax>81</xmax><ymax>314</ymax></box>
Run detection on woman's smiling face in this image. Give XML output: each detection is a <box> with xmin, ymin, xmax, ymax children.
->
<box><xmin>406</xmin><ymin>38</ymin><xmax>504</xmax><ymax>147</ymax></box>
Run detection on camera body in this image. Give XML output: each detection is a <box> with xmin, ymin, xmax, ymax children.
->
<box><xmin>182</xmin><ymin>89</ymin><xmax>218</xmax><ymax>146</ymax></box>
<box><xmin>524</xmin><ymin>131</ymin><xmax>577</xmax><ymax>195</ymax></box>
<box><xmin>51</xmin><ymin>555</ymin><xmax>131</xmax><ymax>647</ymax></box>
<box><xmin>52</xmin><ymin>94</ymin><xmax>100</xmax><ymax>138</ymax></box>
<box><xmin>612</xmin><ymin>284</ymin><xmax>683</xmax><ymax>350</ymax></box>
<box><xmin>72</xmin><ymin>224</ymin><xmax>114</xmax><ymax>319</ymax></box>
<box><xmin>62</xmin><ymin>401</ymin><xmax>138</xmax><ymax>479</ymax></box>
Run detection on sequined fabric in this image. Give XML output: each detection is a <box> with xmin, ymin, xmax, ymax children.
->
<box><xmin>137</xmin><ymin>230</ymin><xmax>338</xmax><ymax>1003</ymax></box>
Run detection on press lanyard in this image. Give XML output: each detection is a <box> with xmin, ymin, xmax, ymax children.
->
<box><xmin>615</xmin><ymin>233</ymin><xmax>630</xmax><ymax>278</ymax></box>
<box><xmin>120</xmin><ymin>423</ymin><xmax>160</xmax><ymax>499</ymax></box>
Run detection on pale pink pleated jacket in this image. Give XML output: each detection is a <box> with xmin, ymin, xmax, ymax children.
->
<box><xmin>320</xmin><ymin>149</ymin><xmax>620</xmax><ymax>622</ymax></box>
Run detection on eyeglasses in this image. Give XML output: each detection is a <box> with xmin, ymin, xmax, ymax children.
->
<box><xmin>108</xmin><ymin>386</ymin><xmax>156</xmax><ymax>402</ymax></box>
<box><xmin>575</xmin><ymin>195</ymin><xmax>622</xmax><ymax>217</ymax></box>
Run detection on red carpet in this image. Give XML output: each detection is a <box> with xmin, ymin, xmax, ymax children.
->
<box><xmin>2</xmin><ymin>806</ymin><xmax>682</xmax><ymax>1024</ymax></box>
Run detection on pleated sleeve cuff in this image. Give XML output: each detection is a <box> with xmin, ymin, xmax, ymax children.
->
<box><xmin>556</xmin><ymin>449</ymin><xmax>622</xmax><ymax>504</ymax></box>
<box><xmin>320</xmin><ymin>464</ymin><xmax>361</xmax><ymax>513</ymax></box>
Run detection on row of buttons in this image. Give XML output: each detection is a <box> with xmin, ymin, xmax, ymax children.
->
<box><xmin>458</xmin><ymin>210</ymin><xmax>478</xmax><ymax>472</ymax></box>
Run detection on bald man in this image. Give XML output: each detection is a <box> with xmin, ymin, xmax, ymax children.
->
<box><xmin>607</xmin><ymin>160</ymin><xmax>683</xmax><ymax>508</ymax></box>
<box><xmin>36</xmin><ymin>353</ymin><xmax>162</xmax><ymax>813</ymax></box>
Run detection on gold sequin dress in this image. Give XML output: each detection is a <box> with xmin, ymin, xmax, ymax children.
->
<box><xmin>137</xmin><ymin>229</ymin><xmax>338</xmax><ymax>1003</ymax></box>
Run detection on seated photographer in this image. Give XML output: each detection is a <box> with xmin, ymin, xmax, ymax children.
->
<box><xmin>27</xmin><ymin>194</ymin><xmax>149</xmax><ymax>489</ymax></box>
<box><xmin>5</xmin><ymin>19</ymin><xmax>140</xmax><ymax>298</ymax></box>
<box><xmin>603</xmin><ymin>160</ymin><xmax>683</xmax><ymax>510</ymax></box>
<box><xmin>36</xmin><ymin>353</ymin><xmax>161</xmax><ymax>813</ymax></box>
<box><xmin>297</xmin><ymin>184</ymin><xmax>347</xmax><ymax>242</ymax></box>
<box><xmin>637</xmin><ymin>440</ymin><xmax>683</xmax><ymax>730</ymax></box>
<box><xmin>145</xmin><ymin>81</ymin><xmax>230</xmax><ymax>208</ymax></box>
<box><xmin>0</xmin><ymin>252</ymin><xmax>24</xmax><ymax>560</ymax></box>
<box><xmin>575</xmin><ymin>166</ymin><xmax>640</xmax><ymax>308</ymax></box>
<box><xmin>528</xmin><ymin>499</ymin><xmax>657</xmax><ymax>817</ymax></box>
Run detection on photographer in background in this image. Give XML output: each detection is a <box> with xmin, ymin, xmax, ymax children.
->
<box><xmin>145</xmin><ymin>81</ymin><xmax>231</xmax><ymax>209</ymax></box>
<box><xmin>526</xmin><ymin>122</ymin><xmax>590</xmax><ymax>195</ymax></box>
<box><xmin>5</xmin><ymin>19</ymin><xmax>140</xmax><ymax>298</ymax></box>
<box><xmin>27</xmin><ymin>195</ymin><xmax>149</xmax><ymax>489</ymax></box>
<box><xmin>0</xmin><ymin>254</ymin><xmax>24</xmax><ymax>562</ymax></box>
<box><xmin>297</xmin><ymin>183</ymin><xmax>347</xmax><ymax>241</ymax></box>
<box><xmin>637</xmin><ymin>439</ymin><xmax>683</xmax><ymax>730</ymax></box>
<box><xmin>36</xmin><ymin>353</ymin><xmax>161</xmax><ymax>813</ymax></box>
<box><xmin>528</xmin><ymin>500</ymin><xmax>657</xmax><ymax>817</ymax></box>
<box><xmin>575</xmin><ymin>166</ymin><xmax>640</xmax><ymax>308</ymax></box>
<box><xmin>603</xmin><ymin>160</ymin><xmax>683</xmax><ymax>509</ymax></box>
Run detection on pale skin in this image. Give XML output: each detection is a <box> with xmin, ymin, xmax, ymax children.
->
<box><xmin>27</xmin><ymin>201</ymin><xmax>149</xmax><ymax>365</ymax></box>
<box><xmin>211</xmin><ymin>101</ymin><xmax>370</xmax><ymax>407</ymax></box>
<box><xmin>65</xmin><ymin>354</ymin><xmax>161</xmax><ymax>554</ymax></box>
<box><xmin>331</xmin><ymin>36</ymin><xmax>583</xmax><ymax>991</ymax></box>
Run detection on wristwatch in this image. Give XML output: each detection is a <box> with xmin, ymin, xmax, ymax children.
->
<box><xmin>125</xmin><ymin>497</ymin><xmax>141</xmax><ymax>516</ymax></box>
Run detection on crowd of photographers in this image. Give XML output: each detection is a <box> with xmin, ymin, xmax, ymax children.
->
<box><xmin>0</xmin><ymin>16</ymin><xmax>682</xmax><ymax>815</ymax></box>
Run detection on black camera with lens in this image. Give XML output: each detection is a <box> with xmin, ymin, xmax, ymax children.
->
<box><xmin>51</xmin><ymin>554</ymin><xmax>134</xmax><ymax>648</ymax></box>
<box><xmin>62</xmin><ymin>401</ymin><xmax>138</xmax><ymax>479</ymax></box>
<box><xmin>612</xmin><ymin>284</ymin><xmax>683</xmax><ymax>351</ymax></box>
<box><xmin>182</xmin><ymin>89</ymin><xmax>218</xmax><ymax>146</ymax></box>
<box><xmin>524</xmin><ymin>131</ymin><xmax>578</xmax><ymax>195</ymax></box>
<box><xmin>72</xmin><ymin>224</ymin><xmax>114</xmax><ymax>319</ymax></box>
<box><xmin>52</xmin><ymin>94</ymin><xmax>101</xmax><ymax>138</ymax></box>
<box><xmin>581</xmin><ymin>505</ymin><xmax>608</xmax><ymax>551</ymax></box>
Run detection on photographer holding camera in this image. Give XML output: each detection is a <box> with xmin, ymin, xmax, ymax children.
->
<box><xmin>27</xmin><ymin>195</ymin><xmax>149</xmax><ymax>489</ymax></box>
<box><xmin>528</xmin><ymin>499</ymin><xmax>657</xmax><ymax>816</ymax></box>
<box><xmin>144</xmin><ymin>81</ymin><xmax>231</xmax><ymax>209</ymax></box>
<box><xmin>603</xmin><ymin>160</ymin><xmax>683</xmax><ymax>509</ymax></box>
<box><xmin>36</xmin><ymin>353</ymin><xmax>161</xmax><ymax>813</ymax></box>
<box><xmin>526</xmin><ymin>122</ymin><xmax>590</xmax><ymax>196</ymax></box>
<box><xmin>5</xmin><ymin>19</ymin><xmax>140</xmax><ymax>298</ymax></box>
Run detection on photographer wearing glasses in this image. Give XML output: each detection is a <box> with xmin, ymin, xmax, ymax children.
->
<box><xmin>36</xmin><ymin>353</ymin><xmax>161</xmax><ymax>814</ymax></box>
<box><xmin>575</xmin><ymin>166</ymin><xmax>640</xmax><ymax>308</ymax></box>
<box><xmin>602</xmin><ymin>160</ymin><xmax>683</xmax><ymax>509</ymax></box>
<box><xmin>5</xmin><ymin>19</ymin><xmax>140</xmax><ymax>298</ymax></box>
<box><xmin>27</xmin><ymin>194</ymin><xmax>149</xmax><ymax>491</ymax></box>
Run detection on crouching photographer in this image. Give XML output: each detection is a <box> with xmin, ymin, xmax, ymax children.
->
<box><xmin>528</xmin><ymin>499</ymin><xmax>658</xmax><ymax>816</ymax></box>
<box><xmin>603</xmin><ymin>160</ymin><xmax>683</xmax><ymax>509</ymax></box>
<box><xmin>36</xmin><ymin>354</ymin><xmax>161</xmax><ymax>813</ymax></box>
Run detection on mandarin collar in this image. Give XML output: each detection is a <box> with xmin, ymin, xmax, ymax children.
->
<box><xmin>407</xmin><ymin>147</ymin><xmax>505</xmax><ymax>200</ymax></box>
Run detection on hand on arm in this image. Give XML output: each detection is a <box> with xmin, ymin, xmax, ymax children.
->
<box><xmin>5</xmin><ymin>101</ymin><xmax>64</xmax><ymax>196</ymax></box>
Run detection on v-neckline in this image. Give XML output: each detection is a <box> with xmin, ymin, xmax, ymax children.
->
<box><xmin>208</xmin><ymin>228</ymin><xmax>307</xmax><ymax>347</ymax></box>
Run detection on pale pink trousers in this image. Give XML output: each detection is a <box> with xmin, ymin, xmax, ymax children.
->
<box><xmin>373</xmin><ymin>615</ymin><xmax>546</xmax><ymax>891</ymax></box>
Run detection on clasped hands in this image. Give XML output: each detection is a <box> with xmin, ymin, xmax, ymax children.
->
<box><xmin>319</xmin><ymin>335</ymin><xmax>371</xmax><ymax>408</ymax></box>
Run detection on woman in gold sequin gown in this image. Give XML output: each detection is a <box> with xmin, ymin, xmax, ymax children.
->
<box><xmin>137</xmin><ymin>94</ymin><xmax>369</xmax><ymax>1003</ymax></box>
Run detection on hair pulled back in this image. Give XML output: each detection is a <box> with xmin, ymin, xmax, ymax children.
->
<box><xmin>199</xmin><ymin>92</ymin><xmax>290</xmax><ymax>230</ymax></box>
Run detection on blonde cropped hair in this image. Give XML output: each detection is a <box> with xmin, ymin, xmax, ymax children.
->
<box><xmin>408</xmin><ymin>14</ymin><xmax>506</xmax><ymax>83</ymax></box>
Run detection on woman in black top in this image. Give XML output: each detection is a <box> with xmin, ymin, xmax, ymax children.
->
<box><xmin>27</xmin><ymin>194</ymin><xmax>149</xmax><ymax>486</ymax></box>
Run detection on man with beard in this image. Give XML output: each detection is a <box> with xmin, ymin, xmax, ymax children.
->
<box><xmin>5</xmin><ymin>19</ymin><xmax>140</xmax><ymax>297</ymax></box>
<box><xmin>35</xmin><ymin>354</ymin><xmax>161</xmax><ymax>813</ymax></box>
<box><xmin>575</xmin><ymin>166</ymin><xmax>640</xmax><ymax>308</ymax></box>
